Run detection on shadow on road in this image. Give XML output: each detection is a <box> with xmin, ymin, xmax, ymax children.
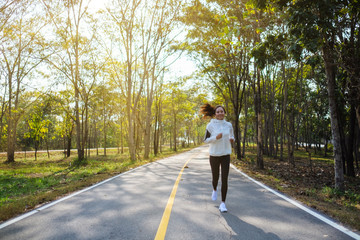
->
<box><xmin>222</xmin><ymin>213</ymin><xmax>281</xmax><ymax>240</ymax></box>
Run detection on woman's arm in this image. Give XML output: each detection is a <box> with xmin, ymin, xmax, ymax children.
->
<box><xmin>229</xmin><ymin>124</ymin><xmax>235</xmax><ymax>143</ymax></box>
<box><xmin>204</xmin><ymin>130</ymin><xmax>217</xmax><ymax>143</ymax></box>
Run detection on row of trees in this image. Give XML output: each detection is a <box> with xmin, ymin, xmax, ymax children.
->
<box><xmin>2</xmin><ymin>0</ymin><xmax>359</xmax><ymax>191</ymax></box>
<box><xmin>11</xmin><ymin>81</ymin><xmax>205</xmax><ymax>160</ymax></box>
<box><xmin>180</xmin><ymin>0</ymin><xmax>359</xmax><ymax>191</ymax></box>
<box><xmin>0</xmin><ymin>0</ymin><xmax>209</xmax><ymax>163</ymax></box>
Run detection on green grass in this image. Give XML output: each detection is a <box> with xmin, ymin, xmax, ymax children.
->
<box><xmin>0</xmin><ymin>146</ymin><xmax>197</xmax><ymax>222</ymax></box>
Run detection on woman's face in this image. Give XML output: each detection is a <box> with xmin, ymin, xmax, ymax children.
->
<box><xmin>215</xmin><ymin>107</ymin><xmax>225</xmax><ymax>120</ymax></box>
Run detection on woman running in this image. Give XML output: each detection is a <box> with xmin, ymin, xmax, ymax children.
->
<box><xmin>200</xmin><ymin>103</ymin><xmax>234</xmax><ymax>212</ymax></box>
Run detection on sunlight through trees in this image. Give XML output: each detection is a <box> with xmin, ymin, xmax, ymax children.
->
<box><xmin>1</xmin><ymin>0</ymin><xmax>359</xmax><ymax>192</ymax></box>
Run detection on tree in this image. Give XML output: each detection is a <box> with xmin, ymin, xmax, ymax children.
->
<box><xmin>162</xmin><ymin>80</ymin><xmax>197</xmax><ymax>151</ymax></box>
<box><xmin>140</xmin><ymin>0</ymin><xmax>182</xmax><ymax>159</ymax></box>
<box><xmin>53</xmin><ymin>90</ymin><xmax>75</xmax><ymax>158</ymax></box>
<box><xmin>180</xmin><ymin>0</ymin><xmax>255</xmax><ymax>160</ymax></box>
<box><xmin>24</xmin><ymin>103</ymin><xmax>51</xmax><ymax>160</ymax></box>
<box><xmin>0</xmin><ymin>1</ymin><xmax>20</xmax><ymax>33</ymax></box>
<box><xmin>1</xmin><ymin>1</ymin><xmax>48</xmax><ymax>162</ymax></box>
<box><xmin>42</xmin><ymin>0</ymin><xmax>97</xmax><ymax>161</ymax></box>
<box><xmin>106</xmin><ymin>0</ymin><xmax>143</xmax><ymax>161</ymax></box>
<box><xmin>254</xmin><ymin>0</ymin><xmax>360</xmax><ymax>190</ymax></box>
<box><xmin>93</xmin><ymin>82</ymin><xmax>117</xmax><ymax>156</ymax></box>
<box><xmin>281</xmin><ymin>0</ymin><xmax>350</xmax><ymax>190</ymax></box>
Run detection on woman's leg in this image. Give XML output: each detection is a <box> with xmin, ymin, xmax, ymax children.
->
<box><xmin>220</xmin><ymin>155</ymin><xmax>230</xmax><ymax>202</ymax></box>
<box><xmin>209</xmin><ymin>156</ymin><xmax>221</xmax><ymax>191</ymax></box>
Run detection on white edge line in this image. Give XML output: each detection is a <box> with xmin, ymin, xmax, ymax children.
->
<box><xmin>230</xmin><ymin>164</ymin><xmax>360</xmax><ymax>240</ymax></box>
<box><xmin>0</xmin><ymin>163</ymin><xmax>152</xmax><ymax>230</ymax></box>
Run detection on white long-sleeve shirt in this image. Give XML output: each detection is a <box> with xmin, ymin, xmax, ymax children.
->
<box><xmin>204</xmin><ymin>118</ymin><xmax>234</xmax><ymax>156</ymax></box>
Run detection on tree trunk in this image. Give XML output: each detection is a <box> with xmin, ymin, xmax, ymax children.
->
<box><xmin>87</xmin><ymin>122</ymin><xmax>91</xmax><ymax>157</ymax></box>
<box><xmin>46</xmin><ymin>132</ymin><xmax>50</xmax><ymax>159</ymax></box>
<box><xmin>269</xmin><ymin>75</ymin><xmax>276</xmax><ymax>157</ymax></box>
<box><xmin>280</xmin><ymin>62</ymin><xmax>288</xmax><ymax>162</ymax></box>
<box><xmin>173</xmin><ymin>112</ymin><xmax>177</xmax><ymax>151</ymax></box>
<box><xmin>143</xmin><ymin>64</ymin><xmax>157</xmax><ymax>159</ymax></box>
<box><xmin>255</xmin><ymin>68</ymin><xmax>264</xmax><ymax>169</ymax></box>
<box><xmin>120</xmin><ymin>118</ymin><xmax>124</xmax><ymax>154</ymax></box>
<box><xmin>345</xmin><ymin>103</ymin><xmax>356</xmax><ymax>177</ymax></box>
<box><xmin>66</xmin><ymin>134</ymin><xmax>72</xmax><ymax>157</ymax></box>
<box><xmin>355</xmin><ymin>124</ymin><xmax>360</xmax><ymax>169</ymax></box>
<box><xmin>323</xmin><ymin>45</ymin><xmax>344</xmax><ymax>191</ymax></box>
<box><xmin>104</xmin><ymin>112</ymin><xmax>107</xmax><ymax>157</ymax></box>
<box><xmin>135</xmin><ymin>109</ymin><xmax>142</xmax><ymax>155</ymax></box>
<box><xmin>7</xmin><ymin>76</ymin><xmax>21</xmax><ymax>163</ymax></box>
<box><xmin>263</xmin><ymin>76</ymin><xmax>269</xmax><ymax>156</ymax></box>
<box><xmin>84</xmin><ymin>100</ymin><xmax>90</xmax><ymax>158</ymax></box>
<box><xmin>356</xmin><ymin>106</ymin><xmax>360</xmax><ymax>130</ymax></box>
<box><xmin>154</xmin><ymin>117</ymin><xmax>159</xmax><ymax>156</ymax></box>
<box><xmin>287</xmin><ymin>114</ymin><xmax>295</xmax><ymax>167</ymax></box>
<box><xmin>35</xmin><ymin>141</ymin><xmax>38</xmax><ymax>161</ymax></box>
<box><xmin>0</xmin><ymin>88</ymin><xmax>7</xmax><ymax>152</ymax></box>
<box><xmin>94</xmin><ymin>121</ymin><xmax>98</xmax><ymax>156</ymax></box>
<box><xmin>75</xmin><ymin>22</ymin><xmax>84</xmax><ymax>161</ymax></box>
<box><xmin>232</xmin><ymin>108</ymin><xmax>241</xmax><ymax>160</ymax></box>
<box><xmin>153</xmin><ymin>100</ymin><xmax>161</xmax><ymax>156</ymax></box>
<box><xmin>159</xmin><ymin>105</ymin><xmax>163</xmax><ymax>153</ymax></box>
<box><xmin>242</xmin><ymin>93</ymin><xmax>248</xmax><ymax>158</ymax></box>
<box><xmin>338</xmin><ymin>116</ymin><xmax>347</xmax><ymax>175</ymax></box>
<box><xmin>287</xmin><ymin>65</ymin><xmax>301</xmax><ymax>167</ymax></box>
<box><xmin>6</xmin><ymin>119</ymin><xmax>16</xmax><ymax>163</ymax></box>
<box><xmin>127</xmin><ymin>69</ymin><xmax>136</xmax><ymax>161</ymax></box>
<box><xmin>144</xmin><ymin>96</ymin><xmax>152</xmax><ymax>158</ymax></box>
<box><xmin>6</xmin><ymin>73</ymin><xmax>15</xmax><ymax>163</ymax></box>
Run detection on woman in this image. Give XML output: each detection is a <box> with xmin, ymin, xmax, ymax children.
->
<box><xmin>201</xmin><ymin>103</ymin><xmax>234</xmax><ymax>212</ymax></box>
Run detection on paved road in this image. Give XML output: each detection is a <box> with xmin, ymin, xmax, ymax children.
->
<box><xmin>1</xmin><ymin>145</ymin><xmax>359</xmax><ymax>240</ymax></box>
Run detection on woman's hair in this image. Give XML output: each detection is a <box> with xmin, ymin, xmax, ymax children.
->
<box><xmin>200</xmin><ymin>103</ymin><xmax>226</xmax><ymax>118</ymax></box>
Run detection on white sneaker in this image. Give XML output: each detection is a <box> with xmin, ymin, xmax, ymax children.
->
<box><xmin>211</xmin><ymin>190</ymin><xmax>217</xmax><ymax>201</ymax></box>
<box><xmin>219</xmin><ymin>202</ymin><xmax>227</xmax><ymax>212</ymax></box>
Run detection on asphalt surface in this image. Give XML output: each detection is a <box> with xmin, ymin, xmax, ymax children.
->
<box><xmin>1</xmin><ymin>145</ymin><xmax>359</xmax><ymax>240</ymax></box>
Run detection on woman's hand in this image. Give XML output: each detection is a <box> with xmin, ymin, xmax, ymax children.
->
<box><xmin>216</xmin><ymin>133</ymin><xmax>223</xmax><ymax>139</ymax></box>
<box><xmin>230</xmin><ymin>138</ymin><xmax>234</xmax><ymax>143</ymax></box>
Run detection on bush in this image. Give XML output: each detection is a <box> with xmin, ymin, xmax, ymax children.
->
<box><xmin>327</xmin><ymin>143</ymin><xmax>334</xmax><ymax>152</ymax></box>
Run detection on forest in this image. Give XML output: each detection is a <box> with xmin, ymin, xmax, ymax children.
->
<box><xmin>1</xmin><ymin>0</ymin><xmax>359</xmax><ymax>198</ymax></box>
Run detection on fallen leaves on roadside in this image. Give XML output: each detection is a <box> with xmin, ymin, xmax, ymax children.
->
<box><xmin>231</xmin><ymin>149</ymin><xmax>360</xmax><ymax>231</ymax></box>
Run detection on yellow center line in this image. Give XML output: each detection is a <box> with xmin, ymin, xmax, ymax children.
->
<box><xmin>154</xmin><ymin>158</ymin><xmax>191</xmax><ymax>240</ymax></box>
